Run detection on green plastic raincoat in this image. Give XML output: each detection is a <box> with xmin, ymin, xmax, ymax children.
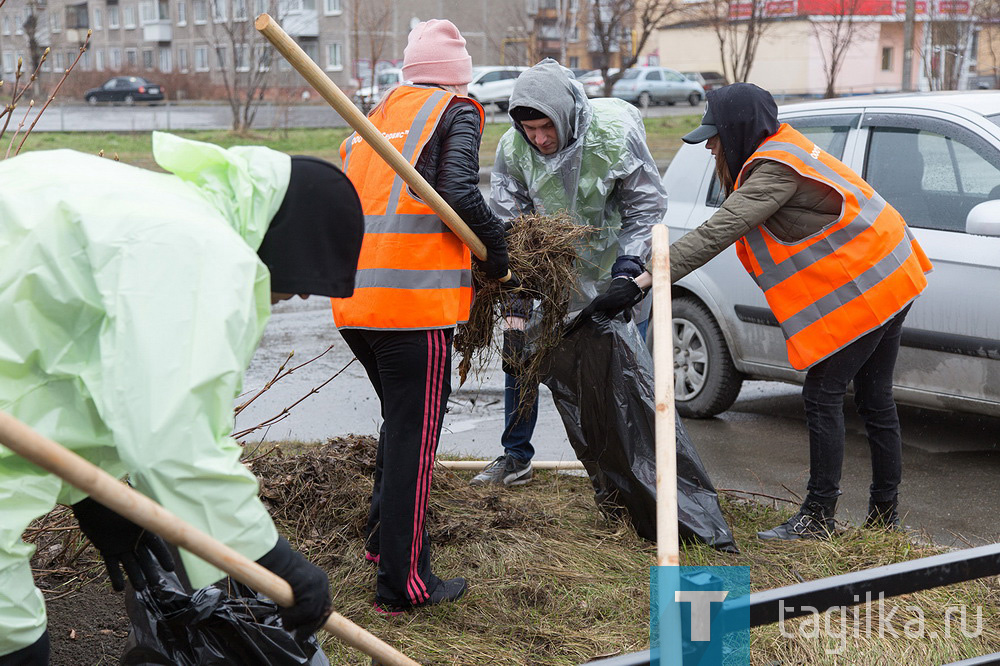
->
<box><xmin>0</xmin><ymin>132</ymin><xmax>289</xmax><ymax>655</ymax></box>
<box><xmin>491</xmin><ymin>59</ymin><xmax>667</xmax><ymax>313</ymax></box>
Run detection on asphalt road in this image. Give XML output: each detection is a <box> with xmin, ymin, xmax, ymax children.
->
<box><xmin>238</xmin><ymin>299</ymin><xmax>1000</xmax><ymax>550</ymax></box>
<box><xmin>30</xmin><ymin>99</ymin><xmax>703</xmax><ymax>132</ymax></box>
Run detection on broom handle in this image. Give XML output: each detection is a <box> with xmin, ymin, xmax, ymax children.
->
<box><xmin>255</xmin><ymin>13</ymin><xmax>511</xmax><ymax>283</ymax></box>
<box><xmin>651</xmin><ymin>224</ymin><xmax>679</xmax><ymax>567</ymax></box>
<box><xmin>0</xmin><ymin>411</ymin><xmax>420</xmax><ymax>666</ymax></box>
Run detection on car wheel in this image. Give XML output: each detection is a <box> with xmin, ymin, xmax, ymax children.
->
<box><xmin>637</xmin><ymin>91</ymin><xmax>651</xmax><ymax>108</ymax></box>
<box><xmin>688</xmin><ymin>92</ymin><xmax>701</xmax><ymax>106</ymax></box>
<box><xmin>672</xmin><ymin>296</ymin><xmax>744</xmax><ymax>418</ymax></box>
<box><xmin>124</xmin><ymin>94</ymin><xmax>135</xmax><ymax>106</ymax></box>
<box><xmin>86</xmin><ymin>95</ymin><xmax>98</xmax><ymax>105</ymax></box>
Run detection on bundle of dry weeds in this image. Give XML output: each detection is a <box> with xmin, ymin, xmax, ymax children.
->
<box><xmin>455</xmin><ymin>212</ymin><xmax>590</xmax><ymax>409</ymax></box>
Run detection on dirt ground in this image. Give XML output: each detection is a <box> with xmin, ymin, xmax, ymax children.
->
<box><xmin>43</xmin><ymin>582</ymin><xmax>129</xmax><ymax>665</ymax></box>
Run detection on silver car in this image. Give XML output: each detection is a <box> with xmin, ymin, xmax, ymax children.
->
<box><xmin>612</xmin><ymin>67</ymin><xmax>704</xmax><ymax>107</ymax></box>
<box><xmin>662</xmin><ymin>92</ymin><xmax>1000</xmax><ymax>418</ymax></box>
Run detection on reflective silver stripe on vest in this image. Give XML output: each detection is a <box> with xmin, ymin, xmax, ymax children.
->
<box><xmin>777</xmin><ymin>228</ymin><xmax>917</xmax><ymax>340</ymax></box>
<box><xmin>385</xmin><ymin>89</ymin><xmax>450</xmax><ymax>213</ymax></box>
<box><xmin>342</xmin><ymin>132</ymin><xmax>358</xmax><ymax>172</ymax></box>
<box><xmin>354</xmin><ymin>267</ymin><xmax>472</xmax><ymax>290</ymax></box>
<box><xmin>364</xmin><ymin>213</ymin><xmax>449</xmax><ymax>234</ymax></box>
<box><xmin>746</xmin><ymin>193</ymin><xmax>889</xmax><ymax>292</ymax></box>
<box><xmin>742</xmin><ymin>140</ymin><xmax>870</xmax><ymax>207</ymax></box>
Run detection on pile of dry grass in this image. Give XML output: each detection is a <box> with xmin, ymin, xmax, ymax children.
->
<box><xmin>455</xmin><ymin>213</ymin><xmax>590</xmax><ymax>410</ymax></box>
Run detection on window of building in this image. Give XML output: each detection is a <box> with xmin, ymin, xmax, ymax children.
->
<box><xmin>177</xmin><ymin>0</ymin><xmax>186</xmax><ymax>24</ymax></box>
<box><xmin>126</xmin><ymin>47</ymin><xmax>138</xmax><ymax>67</ymax></box>
<box><xmin>193</xmin><ymin>0</ymin><xmax>207</xmax><ymax>23</ymax></box>
<box><xmin>108</xmin><ymin>5</ymin><xmax>120</xmax><ymax>28</ymax></box>
<box><xmin>159</xmin><ymin>47</ymin><xmax>171</xmax><ymax>71</ymax></box>
<box><xmin>254</xmin><ymin>44</ymin><xmax>271</xmax><ymax>71</ymax></box>
<box><xmin>158</xmin><ymin>1</ymin><xmax>169</xmax><ymax>20</ymax></box>
<box><xmin>14</xmin><ymin>11</ymin><xmax>22</xmax><ymax>34</ymax></box>
<box><xmin>94</xmin><ymin>7</ymin><xmax>103</xmax><ymax>29</ymax></box>
<box><xmin>234</xmin><ymin>0</ymin><xmax>247</xmax><ymax>20</ymax></box>
<box><xmin>140</xmin><ymin>2</ymin><xmax>155</xmax><ymax>24</ymax></box>
<box><xmin>235</xmin><ymin>43</ymin><xmax>249</xmax><ymax>70</ymax></box>
<box><xmin>323</xmin><ymin>0</ymin><xmax>341</xmax><ymax>14</ymax></box>
<box><xmin>881</xmin><ymin>46</ymin><xmax>893</xmax><ymax>72</ymax></box>
<box><xmin>195</xmin><ymin>44</ymin><xmax>209</xmax><ymax>70</ymax></box>
<box><xmin>111</xmin><ymin>47</ymin><xmax>122</xmax><ymax>68</ymax></box>
<box><xmin>301</xmin><ymin>40</ymin><xmax>317</xmax><ymax>64</ymax></box>
<box><xmin>96</xmin><ymin>49</ymin><xmax>105</xmax><ymax>70</ymax></box>
<box><xmin>211</xmin><ymin>0</ymin><xmax>226</xmax><ymax>22</ymax></box>
<box><xmin>124</xmin><ymin>5</ymin><xmax>137</xmax><ymax>28</ymax></box>
<box><xmin>215</xmin><ymin>45</ymin><xmax>227</xmax><ymax>67</ymax></box>
<box><xmin>177</xmin><ymin>47</ymin><xmax>188</xmax><ymax>71</ymax></box>
<box><xmin>54</xmin><ymin>51</ymin><xmax>64</xmax><ymax>70</ymax></box>
<box><xmin>325</xmin><ymin>42</ymin><xmax>342</xmax><ymax>70</ymax></box>
<box><xmin>49</xmin><ymin>11</ymin><xmax>62</xmax><ymax>32</ymax></box>
<box><xmin>2</xmin><ymin>52</ymin><xmax>14</xmax><ymax>74</ymax></box>
<box><xmin>2</xmin><ymin>16</ymin><xmax>9</xmax><ymax>36</ymax></box>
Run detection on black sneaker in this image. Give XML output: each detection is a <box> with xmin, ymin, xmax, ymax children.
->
<box><xmin>469</xmin><ymin>454</ymin><xmax>533</xmax><ymax>487</ymax></box>
<box><xmin>374</xmin><ymin>577</ymin><xmax>467</xmax><ymax>615</ymax></box>
<box><xmin>758</xmin><ymin>496</ymin><xmax>837</xmax><ymax>541</ymax></box>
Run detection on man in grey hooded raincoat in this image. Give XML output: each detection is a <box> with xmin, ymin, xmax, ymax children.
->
<box><xmin>472</xmin><ymin>59</ymin><xmax>668</xmax><ymax>487</ymax></box>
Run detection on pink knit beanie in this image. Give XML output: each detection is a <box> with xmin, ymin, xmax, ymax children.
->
<box><xmin>402</xmin><ymin>19</ymin><xmax>473</xmax><ymax>86</ymax></box>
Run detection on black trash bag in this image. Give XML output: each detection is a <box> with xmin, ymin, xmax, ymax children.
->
<box><xmin>542</xmin><ymin>314</ymin><xmax>738</xmax><ymax>552</ymax></box>
<box><xmin>120</xmin><ymin>567</ymin><xmax>329</xmax><ymax>666</ymax></box>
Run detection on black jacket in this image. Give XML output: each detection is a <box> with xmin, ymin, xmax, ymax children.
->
<box><xmin>413</xmin><ymin>95</ymin><xmax>509</xmax><ymax>276</ymax></box>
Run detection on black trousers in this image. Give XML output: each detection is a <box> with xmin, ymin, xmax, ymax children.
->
<box><xmin>802</xmin><ymin>304</ymin><xmax>912</xmax><ymax>503</ymax></box>
<box><xmin>339</xmin><ymin>328</ymin><xmax>452</xmax><ymax>607</ymax></box>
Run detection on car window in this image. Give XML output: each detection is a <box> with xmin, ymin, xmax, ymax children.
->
<box><xmin>645</xmin><ymin>70</ymin><xmax>662</xmax><ymax>81</ymax></box>
<box><xmin>704</xmin><ymin>116</ymin><xmax>856</xmax><ymax>208</ymax></box>
<box><xmin>477</xmin><ymin>71</ymin><xmax>502</xmax><ymax>84</ymax></box>
<box><xmin>104</xmin><ymin>80</ymin><xmax>117</xmax><ymax>89</ymax></box>
<box><xmin>620</xmin><ymin>69</ymin><xmax>640</xmax><ymax>80</ymax></box>
<box><xmin>865</xmin><ymin>124</ymin><xmax>1000</xmax><ymax>232</ymax></box>
<box><xmin>665</xmin><ymin>71</ymin><xmax>687</xmax><ymax>83</ymax></box>
<box><xmin>987</xmin><ymin>113</ymin><xmax>1000</xmax><ymax>128</ymax></box>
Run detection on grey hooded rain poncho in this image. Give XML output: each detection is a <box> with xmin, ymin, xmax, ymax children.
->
<box><xmin>491</xmin><ymin>58</ymin><xmax>667</xmax><ymax>314</ymax></box>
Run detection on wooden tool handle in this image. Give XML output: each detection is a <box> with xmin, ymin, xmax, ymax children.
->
<box><xmin>0</xmin><ymin>411</ymin><xmax>420</xmax><ymax>666</ymax></box>
<box><xmin>255</xmin><ymin>13</ymin><xmax>491</xmax><ymax>265</ymax></box>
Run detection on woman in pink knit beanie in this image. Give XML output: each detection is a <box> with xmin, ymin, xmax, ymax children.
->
<box><xmin>402</xmin><ymin>19</ymin><xmax>474</xmax><ymax>91</ymax></box>
<box><xmin>337</xmin><ymin>19</ymin><xmax>512</xmax><ymax>615</ymax></box>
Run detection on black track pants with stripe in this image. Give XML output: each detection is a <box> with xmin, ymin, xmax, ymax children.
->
<box><xmin>339</xmin><ymin>328</ymin><xmax>452</xmax><ymax>607</ymax></box>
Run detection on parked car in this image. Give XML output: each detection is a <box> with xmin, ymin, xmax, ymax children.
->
<box><xmin>84</xmin><ymin>76</ymin><xmax>164</xmax><ymax>105</ymax></box>
<box><xmin>569</xmin><ymin>67</ymin><xmax>590</xmax><ymax>79</ymax></box>
<box><xmin>467</xmin><ymin>66</ymin><xmax>527</xmax><ymax>111</ymax></box>
<box><xmin>578</xmin><ymin>68</ymin><xmax>619</xmax><ymax>98</ymax></box>
<box><xmin>611</xmin><ymin>67</ymin><xmax>704</xmax><ymax>107</ymax></box>
<box><xmin>352</xmin><ymin>68</ymin><xmax>403</xmax><ymax>108</ymax></box>
<box><xmin>682</xmin><ymin>71</ymin><xmax>729</xmax><ymax>92</ymax></box>
<box><xmin>662</xmin><ymin>92</ymin><xmax>1000</xmax><ymax>418</ymax></box>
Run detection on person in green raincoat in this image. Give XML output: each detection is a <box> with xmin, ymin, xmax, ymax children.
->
<box><xmin>471</xmin><ymin>58</ymin><xmax>668</xmax><ymax>488</ymax></box>
<box><xmin>0</xmin><ymin>133</ymin><xmax>363</xmax><ymax>664</ymax></box>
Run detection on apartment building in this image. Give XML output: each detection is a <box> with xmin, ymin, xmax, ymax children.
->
<box><xmin>0</xmin><ymin>0</ymin><xmax>535</xmax><ymax>97</ymax></box>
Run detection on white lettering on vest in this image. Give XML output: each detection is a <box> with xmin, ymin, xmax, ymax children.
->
<box><xmin>810</xmin><ymin>145</ymin><xmax>821</xmax><ymax>159</ymax></box>
<box><xmin>352</xmin><ymin>129</ymin><xmax>411</xmax><ymax>145</ymax></box>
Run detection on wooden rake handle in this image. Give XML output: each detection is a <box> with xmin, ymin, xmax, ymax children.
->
<box><xmin>0</xmin><ymin>411</ymin><xmax>420</xmax><ymax>666</ymax></box>
<box><xmin>256</xmin><ymin>13</ymin><xmax>511</xmax><ymax>283</ymax></box>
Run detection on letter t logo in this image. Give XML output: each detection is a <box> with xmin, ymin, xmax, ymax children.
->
<box><xmin>674</xmin><ymin>590</ymin><xmax>729</xmax><ymax>641</ymax></box>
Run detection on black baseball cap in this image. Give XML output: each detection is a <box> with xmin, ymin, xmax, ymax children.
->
<box><xmin>682</xmin><ymin>102</ymin><xmax>718</xmax><ymax>144</ymax></box>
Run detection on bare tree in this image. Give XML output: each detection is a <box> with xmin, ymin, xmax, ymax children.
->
<box><xmin>350</xmin><ymin>0</ymin><xmax>392</xmax><ymax>113</ymax></box>
<box><xmin>921</xmin><ymin>1</ymin><xmax>978</xmax><ymax>90</ymax></box>
<box><xmin>811</xmin><ymin>0</ymin><xmax>871</xmax><ymax>98</ymax></box>
<box><xmin>21</xmin><ymin>0</ymin><xmax>47</xmax><ymax>98</ymax></box>
<box><xmin>710</xmin><ymin>0</ymin><xmax>773</xmax><ymax>83</ymax></box>
<box><xmin>981</xmin><ymin>0</ymin><xmax>1000</xmax><ymax>88</ymax></box>
<box><xmin>197</xmin><ymin>0</ymin><xmax>284</xmax><ymax>131</ymax></box>
<box><xmin>588</xmin><ymin>0</ymin><xmax>683</xmax><ymax>96</ymax></box>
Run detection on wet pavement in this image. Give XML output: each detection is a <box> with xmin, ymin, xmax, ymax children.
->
<box><xmin>239</xmin><ymin>299</ymin><xmax>1000</xmax><ymax>549</ymax></box>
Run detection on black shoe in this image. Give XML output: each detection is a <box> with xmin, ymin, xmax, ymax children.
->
<box><xmin>758</xmin><ymin>496</ymin><xmax>837</xmax><ymax>541</ymax></box>
<box><xmin>865</xmin><ymin>497</ymin><xmax>901</xmax><ymax>530</ymax></box>
<box><xmin>374</xmin><ymin>577</ymin><xmax>467</xmax><ymax>615</ymax></box>
<box><xmin>470</xmin><ymin>454</ymin><xmax>533</xmax><ymax>487</ymax></box>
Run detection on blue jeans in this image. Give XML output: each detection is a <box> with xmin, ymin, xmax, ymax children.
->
<box><xmin>802</xmin><ymin>304</ymin><xmax>910</xmax><ymax>503</ymax></box>
<box><xmin>501</xmin><ymin>318</ymin><xmax>648</xmax><ymax>462</ymax></box>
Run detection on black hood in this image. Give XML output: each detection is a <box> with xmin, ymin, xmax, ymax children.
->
<box><xmin>258</xmin><ymin>156</ymin><xmax>364</xmax><ymax>298</ymax></box>
<box><xmin>705</xmin><ymin>83</ymin><xmax>779</xmax><ymax>183</ymax></box>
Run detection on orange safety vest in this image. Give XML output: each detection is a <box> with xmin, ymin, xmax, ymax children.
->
<box><xmin>331</xmin><ymin>85</ymin><xmax>483</xmax><ymax>330</ymax></box>
<box><xmin>734</xmin><ymin>124</ymin><xmax>933</xmax><ymax>370</ymax></box>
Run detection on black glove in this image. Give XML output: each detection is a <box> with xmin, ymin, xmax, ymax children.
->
<box><xmin>473</xmin><ymin>249</ymin><xmax>510</xmax><ymax>281</ymax></box>
<box><xmin>257</xmin><ymin>536</ymin><xmax>332</xmax><ymax>643</ymax></box>
<box><xmin>611</xmin><ymin>254</ymin><xmax>645</xmax><ymax>279</ymax></box>
<box><xmin>72</xmin><ymin>497</ymin><xmax>175</xmax><ymax>592</ymax></box>
<box><xmin>499</xmin><ymin>270</ymin><xmax>521</xmax><ymax>291</ymax></box>
<box><xmin>502</xmin><ymin>328</ymin><xmax>528</xmax><ymax>375</ymax></box>
<box><xmin>579</xmin><ymin>277</ymin><xmax>646</xmax><ymax>322</ymax></box>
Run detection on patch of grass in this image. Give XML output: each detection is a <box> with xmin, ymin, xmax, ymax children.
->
<box><xmin>20</xmin><ymin>113</ymin><xmax>699</xmax><ymax>171</ymax></box>
<box><xmin>252</xmin><ymin>439</ymin><xmax>1000</xmax><ymax>665</ymax></box>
